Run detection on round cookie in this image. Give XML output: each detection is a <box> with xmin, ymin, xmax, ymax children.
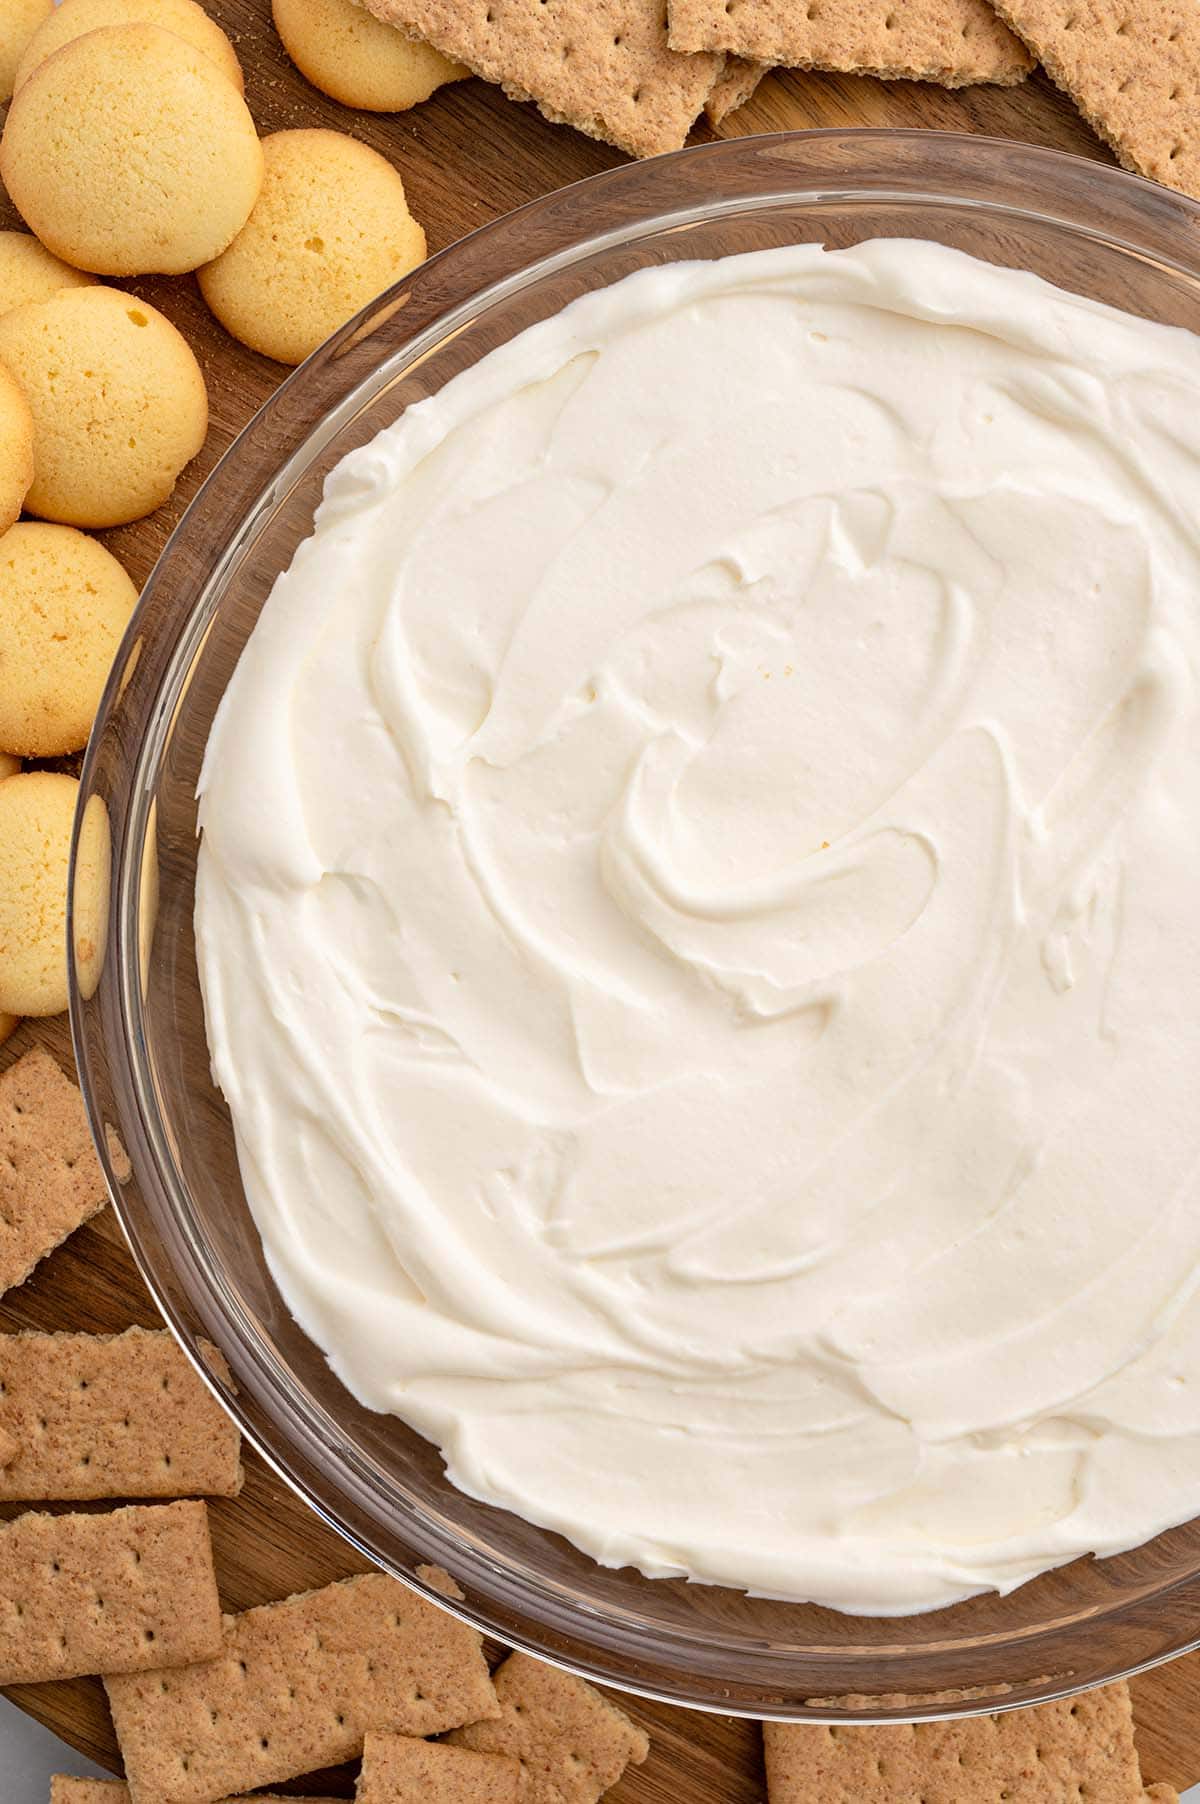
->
<box><xmin>0</xmin><ymin>363</ymin><xmax>34</xmax><ymax>535</ymax></box>
<box><xmin>0</xmin><ymin>524</ymin><xmax>139</xmax><ymax>757</ymax></box>
<box><xmin>74</xmin><ymin>791</ymin><xmax>111</xmax><ymax>1002</ymax></box>
<box><xmin>0</xmin><ymin>285</ymin><xmax>208</xmax><ymax>527</ymax></box>
<box><xmin>0</xmin><ymin>770</ymin><xmax>80</xmax><ymax>1017</ymax></box>
<box><xmin>271</xmin><ymin>0</ymin><xmax>467</xmax><ymax>112</ymax></box>
<box><xmin>198</xmin><ymin>129</ymin><xmax>427</xmax><ymax>366</ymax></box>
<box><xmin>0</xmin><ymin>757</ymin><xmax>17</xmax><ymax>1041</ymax></box>
<box><xmin>0</xmin><ymin>0</ymin><xmax>51</xmax><ymax>102</ymax></box>
<box><xmin>0</xmin><ymin>24</ymin><xmax>264</xmax><ymax>277</ymax></box>
<box><xmin>14</xmin><ymin>0</ymin><xmax>244</xmax><ymax>93</ymax></box>
<box><xmin>0</xmin><ymin>231</ymin><xmax>95</xmax><ymax>317</ymax></box>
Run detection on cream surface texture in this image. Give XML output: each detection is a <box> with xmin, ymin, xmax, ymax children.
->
<box><xmin>196</xmin><ymin>239</ymin><xmax>1200</xmax><ymax>1614</ymax></box>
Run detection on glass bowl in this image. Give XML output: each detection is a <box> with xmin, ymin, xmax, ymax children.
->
<box><xmin>70</xmin><ymin>129</ymin><xmax>1200</xmax><ymax>1722</ymax></box>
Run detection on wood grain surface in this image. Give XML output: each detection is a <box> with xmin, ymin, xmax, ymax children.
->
<box><xmin>1</xmin><ymin>7</ymin><xmax>1198</xmax><ymax>1797</ymax></box>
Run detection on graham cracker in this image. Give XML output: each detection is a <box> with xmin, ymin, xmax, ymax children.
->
<box><xmin>668</xmin><ymin>0</ymin><xmax>1033</xmax><ymax>85</ymax></box>
<box><xmin>449</xmin><ymin>1651</ymin><xmax>649</xmax><ymax>1804</ymax></box>
<box><xmin>416</xmin><ymin>1561</ymin><xmax>467</xmax><ymax>1602</ymax></box>
<box><xmin>51</xmin><ymin>1783</ymin><xmax>343</xmax><ymax>1804</ymax></box>
<box><xmin>988</xmin><ymin>0</ymin><xmax>1200</xmax><ymax>195</ymax></box>
<box><xmin>359</xmin><ymin>1734</ymin><xmax>521</xmax><ymax>1804</ymax></box>
<box><xmin>0</xmin><ymin>1500</ymin><xmax>221</xmax><ymax>1685</ymax></box>
<box><xmin>0</xmin><ymin>1048</ymin><xmax>128</xmax><ymax>1298</ymax></box>
<box><xmin>105</xmin><ymin>1571</ymin><xmax>499</xmax><ymax>1804</ymax></box>
<box><xmin>354</xmin><ymin>0</ymin><xmax>723</xmax><ymax>158</ymax></box>
<box><xmin>763</xmin><ymin>1682</ymin><xmax>1168</xmax><ymax>1803</ymax></box>
<box><xmin>0</xmin><ymin>1327</ymin><xmax>242</xmax><ymax>1501</ymax></box>
<box><xmin>704</xmin><ymin>54</ymin><xmax>769</xmax><ymax>121</ymax></box>
<box><xmin>0</xmin><ymin>1420</ymin><xmax>17</xmax><ymax>1465</ymax></box>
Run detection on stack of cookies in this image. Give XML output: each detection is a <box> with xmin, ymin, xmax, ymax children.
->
<box><xmin>0</xmin><ymin>0</ymin><xmax>429</xmax><ymax>357</ymax></box>
<box><xmin>0</xmin><ymin>0</ymin><xmax>442</xmax><ymax>1038</ymax></box>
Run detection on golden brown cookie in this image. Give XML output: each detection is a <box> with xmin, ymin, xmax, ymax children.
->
<box><xmin>0</xmin><ymin>364</ymin><xmax>34</xmax><ymax>534</ymax></box>
<box><xmin>0</xmin><ymin>0</ymin><xmax>50</xmax><ymax>102</ymax></box>
<box><xmin>0</xmin><ymin>771</ymin><xmax>80</xmax><ymax>1017</ymax></box>
<box><xmin>0</xmin><ymin>232</ymin><xmax>94</xmax><ymax>317</ymax></box>
<box><xmin>272</xmin><ymin>0</ymin><xmax>467</xmax><ymax>111</ymax></box>
<box><xmin>0</xmin><ymin>524</ymin><xmax>138</xmax><ymax>757</ymax></box>
<box><xmin>1</xmin><ymin>746</ymin><xmax>26</xmax><ymax>1042</ymax></box>
<box><xmin>0</xmin><ymin>286</ymin><xmax>208</xmax><ymax>528</ymax></box>
<box><xmin>72</xmin><ymin>791</ymin><xmax>110</xmax><ymax>1003</ymax></box>
<box><xmin>0</xmin><ymin>757</ymin><xmax>15</xmax><ymax>1042</ymax></box>
<box><xmin>198</xmin><ymin>128</ymin><xmax>426</xmax><ymax>366</ymax></box>
<box><xmin>0</xmin><ymin>24</ymin><xmax>263</xmax><ymax>277</ymax></box>
<box><xmin>14</xmin><ymin>0</ymin><xmax>244</xmax><ymax>92</ymax></box>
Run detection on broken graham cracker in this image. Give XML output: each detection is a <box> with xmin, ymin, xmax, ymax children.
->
<box><xmin>416</xmin><ymin>1561</ymin><xmax>466</xmax><ymax>1602</ymax></box>
<box><xmin>449</xmin><ymin>1650</ymin><xmax>649</xmax><ymax>1804</ymax></box>
<box><xmin>354</xmin><ymin>0</ymin><xmax>723</xmax><ymax>158</ymax></box>
<box><xmin>359</xmin><ymin>1734</ymin><xmax>521</xmax><ymax>1804</ymax></box>
<box><xmin>0</xmin><ymin>1500</ymin><xmax>221</xmax><ymax>1685</ymax></box>
<box><xmin>704</xmin><ymin>54</ymin><xmax>769</xmax><ymax>122</ymax></box>
<box><xmin>763</xmin><ymin>1681</ymin><xmax>1177</xmax><ymax>1803</ymax></box>
<box><xmin>105</xmin><ymin>1571</ymin><xmax>499</xmax><ymax>1804</ymax></box>
<box><xmin>989</xmin><ymin>0</ymin><xmax>1200</xmax><ymax>196</ymax></box>
<box><xmin>0</xmin><ymin>1046</ymin><xmax>128</xmax><ymax>1298</ymax></box>
<box><xmin>51</xmin><ymin>1785</ymin><xmax>343</xmax><ymax>1804</ymax></box>
<box><xmin>0</xmin><ymin>1326</ymin><xmax>242</xmax><ymax>1502</ymax></box>
<box><xmin>668</xmin><ymin>0</ymin><xmax>1033</xmax><ymax>86</ymax></box>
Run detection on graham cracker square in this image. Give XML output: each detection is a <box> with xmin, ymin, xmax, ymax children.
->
<box><xmin>989</xmin><ymin>0</ymin><xmax>1200</xmax><ymax>194</ymax></box>
<box><xmin>668</xmin><ymin>0</ymin><xmax>1033</xmax><ymax>85</ymax></box>
<box><xmin>354</xmin><ymin>0</ymin><xmax>724</xmax><ymax>157</ymax></box>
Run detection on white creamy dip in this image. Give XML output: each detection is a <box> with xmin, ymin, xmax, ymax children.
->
<box><xmin>196</xmin><ymin>238</ymin><xmax>1200</xmax><ymax>1614</ymax></box>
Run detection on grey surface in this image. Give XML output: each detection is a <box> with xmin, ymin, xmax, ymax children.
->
<box><xmin>0</xmin><ymin>1692</ymin><xmax>1198</xmax><ymax>1800</ymax></box>
<box><xmin>0</xmin><ymin>1697</ymin><xmax>108</xmax><ymax>1796</ymax></box>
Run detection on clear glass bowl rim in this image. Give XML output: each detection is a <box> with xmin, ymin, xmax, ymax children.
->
<box><xmin>70</xmin><ymin>128</ymin><xmax>1200</xmax><ymax>1724</ymax></box>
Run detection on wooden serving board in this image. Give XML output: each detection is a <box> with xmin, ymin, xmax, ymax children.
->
<box><xmin>2</xmin><ymin>8</ymin><xmax>1199</xmax><ymax>1796</ymax></box>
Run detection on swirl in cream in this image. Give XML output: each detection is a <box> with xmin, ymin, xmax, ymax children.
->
<box><xmin>197</xmin><ymin>239</ymin><xmax>1200</xmax><ymax>1613</ymax></box>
